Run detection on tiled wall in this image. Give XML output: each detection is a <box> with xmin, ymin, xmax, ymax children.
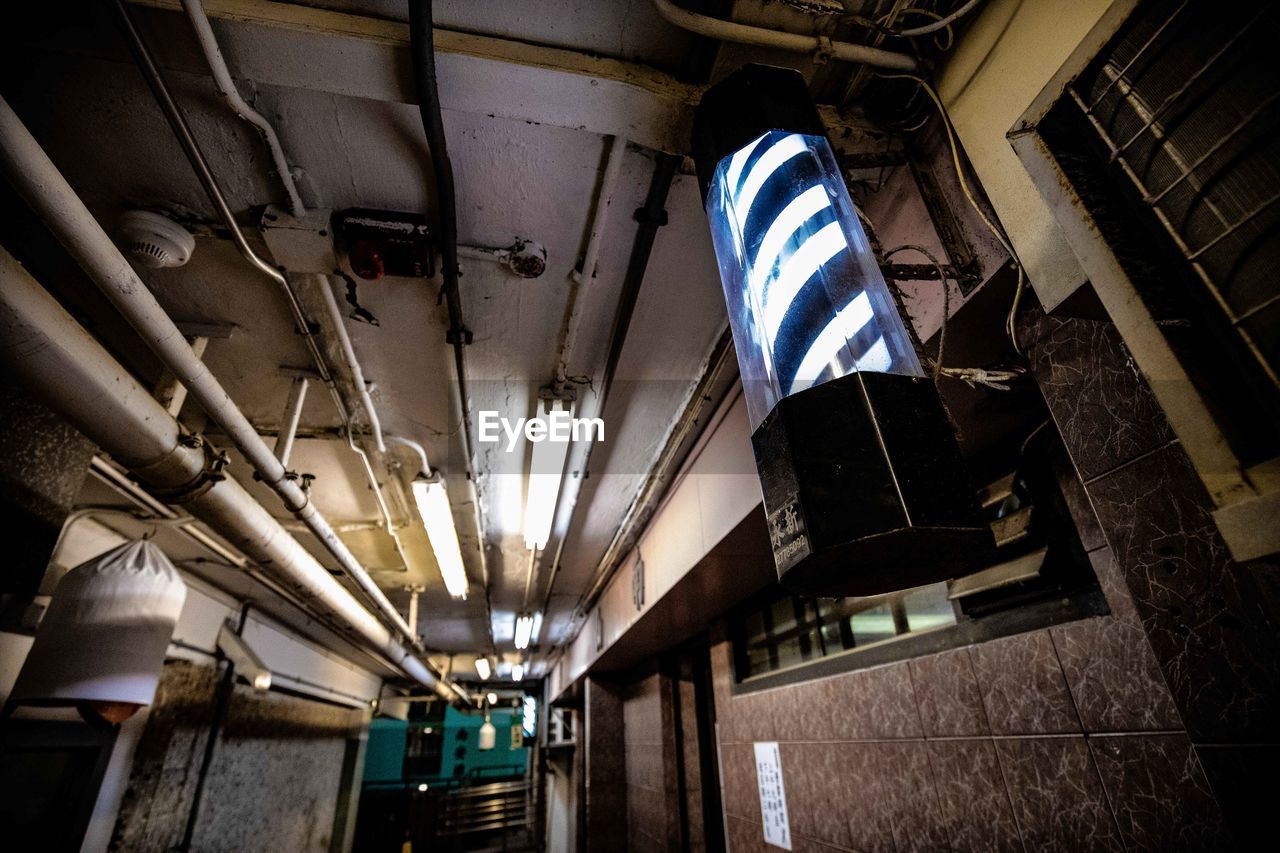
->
<box><xmin>712</xmin><ymin>307</ymin><xmax>1278</xmax><ymax>851</ymax></box>
<box><xmin>1022</xmin><ymin>308</ymin><xmax>1280</xmax><ymax>842</ymax></box>
<box><xmin>584</xmin><ymin>677</ymin><xmax>628</xmax><ymax>853</ymax></box>
<box><xmin>622</xmin><ymin>672</ymin><xmax>681</xmax><ymax>852</ymax></box>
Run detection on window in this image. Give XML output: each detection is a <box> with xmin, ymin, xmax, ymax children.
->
<box><xmin>1038</xmin><ymin>0</ymin><xmax>1280</xmax><ymax>466</ymax></box>
<box><xmin>730</xmin><ymin>426</ymin><xmax>1106</xmax><ymax>687</ymax></box>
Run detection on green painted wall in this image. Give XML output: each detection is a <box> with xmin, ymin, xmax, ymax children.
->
<box><xmin>362</xmin><ymin>707</ymin><xmax>528</xmax><ymax>787</ymax></box>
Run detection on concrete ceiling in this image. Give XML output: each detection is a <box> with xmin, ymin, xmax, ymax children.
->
<box><xmin>1</xmin><ymin>0</ymin><xmax>764</xmax><ymax>677</ymax></box>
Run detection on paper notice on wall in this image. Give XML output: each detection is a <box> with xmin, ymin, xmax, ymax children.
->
<box><xmin>754</xmin><ymin>741</ymin><xmax>792</xmax><ymax>850</ymax></box>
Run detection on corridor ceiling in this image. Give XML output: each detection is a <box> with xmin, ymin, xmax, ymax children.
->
<box><xmin>1</xmin><ymin>0</ymin><xmax>891</xmax><ymax>681</ymax></box>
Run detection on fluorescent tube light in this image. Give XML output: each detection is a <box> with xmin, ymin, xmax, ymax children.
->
<box><xmin>475</xmin><ymin>656</ymin><xmax>492</xmax><ymax>680</ymax></box>
<box><xmin>514</xmin><ymin>613</ymin><xmax>534</xmax><ymax>650</ymax></box>
<box><xmin>411</xmin><ymin>478</ymin><xmax>468</xmax><ymax>600</ymax></box>
<box><xmin>523</xmin><ymin>399</ymin><xmax>573</xmax><ymax>551</ymax></box>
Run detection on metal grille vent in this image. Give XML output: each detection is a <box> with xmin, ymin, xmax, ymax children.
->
<box><xmin>1065</xmin><ymin>1</ymin><xmax>1280</xmax><ymax>425</ymax></box>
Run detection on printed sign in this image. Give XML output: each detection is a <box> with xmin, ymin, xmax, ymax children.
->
<box><xmin>754</xmin><ymin>741</ymin><xmax>792</xmax><ymax>850</ymax></box>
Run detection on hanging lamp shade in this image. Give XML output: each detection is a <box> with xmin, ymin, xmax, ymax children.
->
<box><xmin>479</xmin><ymin>717</ymin><xmax>497</xmax><ymax>751</ymax></box>
<box><xmin>9</xmin><ymin>539</ymin><xmax>186</xmax><ymax>719</ymax></box>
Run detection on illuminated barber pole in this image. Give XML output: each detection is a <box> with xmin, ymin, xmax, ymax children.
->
<box><xmin>694</xmin><ymin>66</ymin><xmax>992</xmax><ymax>596</ymax></box>
<box><xmin>705</xmin><ymin>128</ymin><xmax>924</xmax><ymax>429</ymax></box>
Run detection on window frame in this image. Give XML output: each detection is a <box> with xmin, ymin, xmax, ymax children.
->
<box><xmin>1007</xmin><ymin>0</ymin><xmax>1280</xmax><ymax>562</ymax></box>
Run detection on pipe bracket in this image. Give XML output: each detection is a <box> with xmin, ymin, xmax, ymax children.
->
<box><xmin>141</xmin><ymin>436</ymin><xmax>230</xmax><ymax>505</ymax></box>
<box><xmin>445</xmin><ymin>326</ymin><xmax>474</xmax><ymax>345</ymax></box>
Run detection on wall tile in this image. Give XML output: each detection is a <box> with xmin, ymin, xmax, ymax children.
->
<box><xmin>725</xmin><ymin>815</ymin><xmax>844</xmax><ymax>853</ymax></box>
<box><xmin>726</xmin><ymin>815</ymin><xmax>771</xmax><ymax>853</ymax></box>
<box><xmin>878</xmin><ymin>741</ymin><xmax>949</xmax><ymax>853</ymax></box>
<box><xmin>817</xmin><ymin>662</ymin><xmax>924</xmax><ymax>741</ymax></box>
<box><xmin>1087</xmin><ymin>444</ymin><xmax>1280</xmax><ymax>741</ymax></box>
<box><xmin>829</xmin><ymin>741</ymin><xmax>897</xmax><ymax>853</ymax></box>
<box><xmin>1195</xmin><ymin>743</ymin><xmax>1280</xmax><ymax>847</ymax></box>
<box><xmin>780</xmin><ymin>742</ymin><xmax>854</xmax><ymax>850</ymax></box>
<box><xmin>970</xmin><ymin>631</ymin><xmax>1080</xmax><ymax>735</ymax></box>
<box><xmin>625</xmin><ymin>739</ymin><xmax>664</xmax><ymax>792</ymax></box>
<box><xmin>1051</xmin><ymin>614</ymin><xmax>1181</xmax><ymax>733</ymax></box>
<box><xmin>995</xmin><ymin>736</ymin><xmax>1123</xmax><ymax>852</ymax></box>
<box><xmin>1089</xmin><ymin>734</ymin><xmax>1227</xmax><ymax>851</ymax></box>
<box><xmin>1086</xmin><ymin>547</ymin><xmax>1140</xmax><ymax>624</ymax></box>
<box><xmin>910</xmin><ymin>647</ymin><xmax>989</xmax><ymax>737</ymax></box>
<box><xmin>1051</xmin><ymin>441</ymin><xmax>1108</xmax><ymax>553</ymax></box>
<box><xmin>718</xmin><ymin>742</ymin><xmax>761</xmax><ymax>824</ymax></box>
<box><xmin>929</xmin><ymin>739</ymin><xmax>1021</xmax><ymax>853</ymax></box>
<box><xmin>1023</xmin><ymin>312</ymin><xmax>1174</xmax><ymax>481</ymax></box>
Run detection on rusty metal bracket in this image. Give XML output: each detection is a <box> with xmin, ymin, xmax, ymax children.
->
<box><xmin>143</xmin><ymin>435</ymin><xmax>230</xmax><ymax>505</ymax></box>
<box><xmin>879</xmin><ymin>262</ymin><xmax>972</xmax><ymax>282</ymax></box>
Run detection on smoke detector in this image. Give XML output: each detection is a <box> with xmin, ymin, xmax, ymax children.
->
<box><xmin>116</xmin><ymin>210</ymin><xmax>195</xmax><ymax>269</ymax></box>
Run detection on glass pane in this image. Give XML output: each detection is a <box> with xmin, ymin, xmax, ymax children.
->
<box><xmin>705</xmin><ymin>130</ymin><xmax>924</xmax><ymax>429</ymax></box>
<box><xmin>902</xmin><ymin>583</ymin><xmax>958</xmax><ymax>632</ymax></box>
<box><xmin>849</xmin><ymin>603</ymin><xmax>897</xmax><ymax>646</ymax></box>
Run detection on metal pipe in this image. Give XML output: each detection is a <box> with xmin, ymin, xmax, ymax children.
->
<box><xmin>573</xmin><ymin>327</ymin><xmax>736</xmax><ymax>616</ymax></box>
<box><xmin>387</xmin><ymin>435</ymin><xmax>433</xmax><ymax>478</ymax></box>
<box><xmin>316</xmin><ymin>276</ymin><xmax>386</xmax><ymax>454</ymax></box>
<box><xmin>0</xmin><ymin>94</ymin><xmax>421</xmax><ymax>655</ymax></box>
<box><xmin>408</xmin><ymin>0</ymin><xmax>495</xmax><ymax>650</ymax></box>
<box><xmin>179</xmin><ymin>0</ymin><xmax>306</xmax><ymax>217</ymax></box>
<box><xmin>540</xmin><ymin>152</ymin><xmax>681</xmax><ymax>614</ymax></box>
<box><xmin>275</xmin><ymin>376</ymin><xmax>309</xmax><ymax>466</ymax></box>
<box><xmin>108</xmin><ymin>0</ymin><xmax>337</xmax><ymax>409</ymax></box>
<box><xmin>572</xmin><ymin>136</ymin><xmax>628</xmax><ymax>287</ymax></box>
<box><xmin>0</xmin><ymin>248</ymin><xmax>456</xmax><ymax>701</ymax></box>
<box><xmin>554</xmin><ymin>135</ymin><xmax>628</xmax><ymax>395</ymax></box>
<box><xmin>111</xmin><ymin>1</ymin><xmax>411</xmax><ymax>585</ymax></box>
<box><xmin>650</xmin><ymin>0</ymin><xmax>917</xmax><ymax>70</ymax></box>
<box><xmin>407</xmin><ymin>587</ymin><xmax>422</xmax><ymax>641</ymax></box>
<box><xmin>313</xmin><ymin>274</ymin><xmax>416</xmax><ymax>571</ymax></box>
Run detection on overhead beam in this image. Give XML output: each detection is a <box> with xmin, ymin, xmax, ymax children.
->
<box><xmin>131</xmin><ymin>0</ymin><xmax>700</xmax><ymax>152</ymax></box>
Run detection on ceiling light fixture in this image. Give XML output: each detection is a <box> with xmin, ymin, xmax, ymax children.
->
<box><xmin>523</xmin><ymin>398</ymin><xmax>573</xmax><ymax>551</ymax></box>
<box><xmin>411</xmin><ymin>477</ymin><xmax>468</xmax><ymax>599</ymax></box>
<box><xmin>514</xmin><ymin>613</ymin><xmax>534</xmax><ymax>650</ymax></box>
<box><xmin>475</xmin><ymin>656</ymin><xmax>492</xmax><ymax>680</ymax></box>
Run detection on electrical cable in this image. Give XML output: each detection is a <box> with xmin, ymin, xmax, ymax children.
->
<box><xmin>892</xmin><ymin>0</ymin><xmax>985</xmax><ymax>37</ymax></box>
<box><xmin>877</xmin><ymin>72</ymin><xmax>1028</xmax><ymax>354</ymax></box>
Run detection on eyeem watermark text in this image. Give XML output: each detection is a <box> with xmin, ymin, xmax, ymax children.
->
<box><xmin>478</xmin><ymin>410</ymin><xmax>604</xmax><ymax>452</ymax></box>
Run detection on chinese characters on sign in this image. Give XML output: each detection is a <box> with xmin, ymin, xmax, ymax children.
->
<box><xmin>754</xmin><ymin>741</ymin><xmax>792</xmax><ymax>850</ymax></box>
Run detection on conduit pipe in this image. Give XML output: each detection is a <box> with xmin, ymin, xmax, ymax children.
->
<box><xmin>0</xmin><ymin>95</ymin><xmax>420</xmax><ymax>655</ymax></box>
<box><xmin>111</xmin><ymin>2</ymin><xmax>413</xmax><ymax>601</ymax></box>
<box><xmin>0</xmin><ymin>249</ymin><xmax>457</xmax><ymax>703</ymax></box>
<box><xmin>387</xmin><ymin>435</ymin><xmax>433</xmax><ymax>478</ymax></box>
<box><xmin>316</xmin><ymin>276</ymin><xmax>386</xmax><ymax>454</ymax></box>
<box><xmin>555</xmin><ymin>135</ymin><xmax>628</xmax><ymax>395</ymax></box>
<box><xmin>572</xmin><ymin>136</ymin><xmax>628</xmax><ymax>287</ymax></box>
<box><xmin>312</xmin><ymin>274</ymin><xmax>417</xmax><ymax>575</ymax></box>
<box><xmin>179</xmin><ymin>0</ymin><xmax>306</xmax><ymax>217</ymax></box>
<box><xmin>650</xmin><ymin>0</ymin><xmax>917</xmax><ymax>71</ymax></box>
<box><xmin>540</xmin><ymin>153</ymin><xmax>682</xmax><ymax>616</ymax></box>
<box><xmin>108</xmin><ymin>0</ymin><xmax>334</xmax><ymax>408</ymax></box>
<box><xmin>408</xmin><ymin>0</ymin><xmax>496</xmax><ymax>649</ymax></box>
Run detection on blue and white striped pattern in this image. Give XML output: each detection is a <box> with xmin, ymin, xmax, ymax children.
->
<box><xmin>715</xmin><ymin>131</ymin><xmax>890</xmax><ymax>394</ymax></box>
